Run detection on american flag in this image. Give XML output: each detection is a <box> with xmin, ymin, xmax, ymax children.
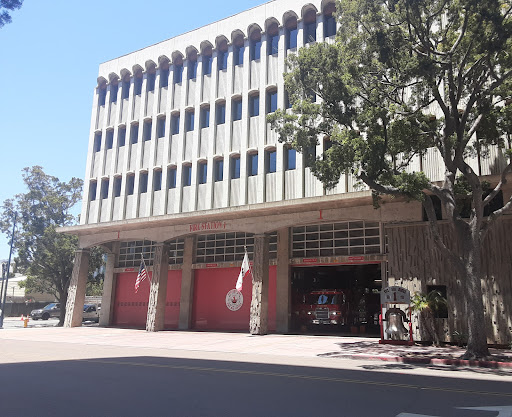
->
<box><xmin>134</xmin><ymin>258</ymin><xmax>148</xmax><ymax>293</ymax></box>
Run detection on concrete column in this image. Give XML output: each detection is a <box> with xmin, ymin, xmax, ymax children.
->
<box><xmin>64</xmin><ymin>249</ymin><xmax>90</xmax><ymax>328</ymax></box>
<box><xmin>275</xmin><ymin>228</ymin><xmax>291</xmax><ymax>333</ymax></box>
<box><xmin>179</xmin><ymin>236</ymin><xmax>196</xmax><ymax>329</ymax></box>
<box><xmin>99</xmin><ymin>243</ymin><xmax>119</xmax><ymax>326</ymax></box>
<box><xmin>146</xmin><ymin>243</ymin><xmax>169</xmax><ymax>332</ymax></box>
<box><xmin>250</xmin><ymin>234</ymin><xmax>269</xmax><ymax>335</ymax></box>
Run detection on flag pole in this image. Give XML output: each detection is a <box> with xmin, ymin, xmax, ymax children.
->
<box><xmin>245</xmin><ymin>245</ymin><xmax>254</xmax><ymax>279</ymax></box>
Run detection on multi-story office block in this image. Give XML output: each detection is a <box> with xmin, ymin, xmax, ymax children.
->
<box><xmin>62</xmin><ymin>0</ymin><xmax>512</xmax><ymax>343</ymax></box>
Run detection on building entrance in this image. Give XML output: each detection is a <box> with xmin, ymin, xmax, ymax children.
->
<box><xmin>291</xmin><ymin>264</ymin><xmax>382</xmax><ymax>335</ymax></box>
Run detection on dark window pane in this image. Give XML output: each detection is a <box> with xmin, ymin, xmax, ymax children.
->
<box><xmin>127</xmin><ymin>176</ymin><xmax>135</xmax><ymax>195</ymax></box>
<box><xmin>94</xmin><ymin>133</ymin><xmax>102</xmax><ymax>152</ymax></box>
<box><xmin>188</xmin><ymin>60</ymin><xmax>198</xmax><ymax>79</ymax></box>
<box><xmin>157</xmin><ymin>118</ymin><xmax>165</xmax><ymax>138</ymax></box>
<box><xmin>118</xmin><ymin>128</ymin><xmax>126</xmax><ymax>147</ymax></box>
<box><xmin>147</xmin><ymin>73</ymin><xmax>156</xmax><ymax>92</ymax></box>
<box><xmin>160</xmin><ymin>69</ymin><xmax>169</xmax><ymax>88</ymax></box>
<box><xmin>218</xmin><ymin>51</ymin><xmax>228</xmax><ymax>71</ymax></box>
<box><xmin>122</xmin><ymin>80</ymin><xmax>130</xmax><ymax>99</ymax></box>
<box><xmin>268</xmin><ymin>34</ymin><xmax>279</xmax><ymax>55</ymax></box>
<box><xmin>203</xmin><ymin>56</ymin><xmax>212</xmax><ymax>75</ymax></box>
<box><xmin>201</xmin><ymin>108</ymin><xmax>210</xmax><ymax>128</ymax></box>
<box><xmin>89</xmin><ymin>182</ymin><xmax>97</xmax><ymax>201</ymax></box>
<box><xmin>174</xmin><ymin>65</ymin><xmax>183</xmax><ymax>84</ymax></box>
<box><xmin>114</xmin><ymin>177</ymin><xmax>122</xmax><ymax>197</ymax></box>
<box><xmin>168</xmin><ymin>168</ymin><xmax>177</xmax><ymax>189</ymax></box>
<box><xmin>250</xmin><ymin>40</ymin><xmax>261</xmax><ymax>60</ymax></box>
<box><xmin>234</xmin><ymin>46</ymin><xmax>244</xmax><ymax>66</ymax></box>
<box><xmin>232</xmin><ymin>100</ymin><xmax>242</xmax><ymax>121</ymax></box>
<box><xmin>182</xmin><ymin>166</ymin><xmax>192</xmax><ymax>186</ymax></box>
<box><xmin>130</xmin><ymin>124</ymin><xmax>139</xmax><ymax>144</ymax></box>
<box><xmin>305</xmin><ymin>22</ymin><xmax>316</xmax><ymax>44</ymax></box>
<box><xmin>143</xmin><ymin>121</ymin><xmax>152</xmax><ymax>141</ymax></box>
<box><xmin>286</xmin><ymin>148</ymin><xmax>296</xmax><ymax>170</ymax></box>
<box><xmin>98</xmin><ymin>88</ymin><xmax>106</xmax><ymax>106</ymax></box>
<box><xmin>171</xmin><ymin>115</ymin><xmax>180</xmax><ymax>135</ymax></box>
<box><xmin>287</xmin><ymin>28</ymin><xmax>297</xmax><ymax>49</ymax></box>
<box><xmin>267</xmin><ymin>91</ymin><xmax>278</xmax><ymax>113</ymax></box>
<box><xmin>217</xmin><ymin>104</ymin><xmax>226</xmax><ymax>124</ymax></box>
<box><xmin>248</xmin><ymin>154</ymin><xmax>258</xmax><ymax>176</ymax></box>
<box><xmin>186</xmin><ymin>112</ymin><xmax>195</xmax><ymax>131</ymax></box>
<box><xmin>153</xmin><ymin>171</ymin><xmax>162</xmax><ymax>191</ymax></box>
<box><xmin>250</xmin><ymin>95</ymin><xmax>259</xmax><ymax>117</ymax></box>
<box><xmin>106</xmin><ymin>131</ymin><xmax>114</xmax><ymax>149</ymax></box>
<box><xmin>267</xmin><ymin>150</ymin><xmax>277</xmax><ymax>173</ymax></box>
<box><xmin>134</xmin><ymin>77</ymin><xmax>143</xmax><ymax>95</ymax></box>
<box><xmin>140</xmin><ymin>173</ymin><xmax>148</xmax><ymax>193</ymax></box>
<box><xmin>101</xmin><ymin>180</ymin><xmax>109</xmax><ymax>199</ymax></box>
<box><xmin>231</xmin><ymin>157</ymin><xmax>240</xmax><ymax>179</ymax></box>
<box><xmin>324</xmin><ymin>14</ymin><xmax>336</xmax><ymax>38</ymax></box>
<box><xmin>198</xmin><ymin>163</ymin><xmax>207</xmax><ymax>184</ymax></box>
<box><xmin>110</xmin><ymin>84</ymin><xmax>118</xmax><ymax>103</ymax></box>
<box><xmin>215</xmin><ymin>159</ymin><xmax>224</xmax><ymax>181</ymax></box>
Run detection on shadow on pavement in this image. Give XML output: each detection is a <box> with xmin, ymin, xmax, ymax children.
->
<box><xmin>0</xmin><ymin>355</ymin><xmax>511</xmax><ymax>417</ymax></box>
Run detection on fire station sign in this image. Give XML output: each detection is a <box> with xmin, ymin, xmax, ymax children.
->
<box><xmin>381</xmin><ymin>286</ymin><xmax>410</xmax><ymax>304</ymax></box>
<box><xmin>226</xmin><ymin>289</ymin><xmax>243</xmax><ymax>311</ymax></box>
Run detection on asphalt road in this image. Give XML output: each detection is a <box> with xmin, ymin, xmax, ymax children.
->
<box><xmin>0</xmin><ymin>351</ymin><xmax>510</xmax><ymax>417</ymax></box>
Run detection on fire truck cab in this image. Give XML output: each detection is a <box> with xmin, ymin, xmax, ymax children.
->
<box><xmin>294</xmin><ymin>289</ymin><xmax>349</xmax><ymax>327</ymax></box>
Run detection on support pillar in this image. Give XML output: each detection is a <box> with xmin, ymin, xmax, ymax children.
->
<box><xmin>250</xmin><ymin>234</ymin><xmax>269</xmax><ymax>335</ymax></box>
<box><xmin>64</xmin><ymin>249</ymin><xmax>90</xmax><ymax>328</ymax></box>
<box><xmin>275</xmin><ymin>228</ymin><xmax>291</xmax><ymax>333</ymax></box>
<box><xmin>146</xmin><ymin>243</ymin><xmax>169</xmax><ymax>332</ymax></box>
<box><xmin>179</xmin><ymin>236</ymin><xmax>196</xmax><ymax>329</ymax></box>
<box><xmin>99</xmin><ymin>243</ymin><xmax>119</xmax><ymax>326</ymax></box>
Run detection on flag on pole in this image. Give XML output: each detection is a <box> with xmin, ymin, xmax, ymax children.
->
<box><xmin>134</xmin><ymin>257</ymin><xmax>148</xmax><ymax>293</ymax></box>
<box><xmin>235</xmin><ymin>251</ymin><xmax>251</xmax><ymax>292</ymax></box>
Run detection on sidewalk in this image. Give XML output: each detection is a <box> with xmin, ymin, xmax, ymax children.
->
<box><xmin>1</xmin><ymin>324</ymin><xmax>511</xmax><ymax>369</ymax></box>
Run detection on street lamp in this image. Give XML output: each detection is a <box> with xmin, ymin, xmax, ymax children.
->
<box><xmin>0</xmin><ymin>213</ymin><xmax>17</xmax><ymax>329</ymax></box>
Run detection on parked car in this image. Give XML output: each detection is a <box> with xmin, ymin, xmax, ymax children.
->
<box><xmin>30</xmin><ymin>303</ymin><xmax>60</xmax><ymax>320</ymax></box>
<box><xmin>83</xmin><ymin>304</ymin><xmax>100</xmax><ymax>323</ymax></box>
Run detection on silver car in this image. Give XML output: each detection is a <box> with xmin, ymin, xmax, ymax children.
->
<box><xmin>30</xmin><ymin>303</ymin><xmax>60</xmax><ymax>320</ymax></box>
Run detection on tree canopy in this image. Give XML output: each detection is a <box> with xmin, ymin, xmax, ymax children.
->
<box><xmin>268</xmin><ymin>0</ymin><xmax>512</xmax><ymax>358</ymax></box>
<box><xmin>0</xmin><ymin>166</ymin><xmax>104</xmax><ymax>325</ymax></box>
<box><xmin>0</xmin><ymin>0</ymin><xmax>23</xmax><ymax>28</ymax></box>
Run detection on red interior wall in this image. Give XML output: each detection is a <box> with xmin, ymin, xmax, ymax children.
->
<box><xmin>192</xmin><ymin>266</ymin><xmax>276</xmax><ymax>332</ymax></box>
<box><xmin>113</xmin><ymin>272</ymin><xmax>152</xmax><ymax>328</ymax></box>
<box><xmin>164</xmin><ymin>270</ymin><xmax>182</xmax><ymax>329</ymax></box>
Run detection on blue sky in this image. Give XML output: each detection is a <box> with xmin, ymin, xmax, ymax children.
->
<box><xmin>0</xmin><ymin>0</ymin><xmax>267</xmax><ymax>260</ymax></box>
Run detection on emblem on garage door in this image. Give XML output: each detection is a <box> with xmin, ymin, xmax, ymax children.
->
<box><xmin>226</xmin><ymin>289</ymin><xmax>243</xmax><ymax>311</ymax></box>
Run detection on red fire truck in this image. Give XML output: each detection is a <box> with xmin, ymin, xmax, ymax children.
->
<box><xmin>293</xmin><ymin>289</ymin><xmax>350</xmax><ymax>328</ymax></box>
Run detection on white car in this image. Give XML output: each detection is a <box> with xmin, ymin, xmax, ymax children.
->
<box><xmin>83</xmin><ymin>304</ymin><xmax>100</xmax><ymax>322</ymax></box>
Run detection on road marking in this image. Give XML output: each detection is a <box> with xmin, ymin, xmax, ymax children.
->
<box><xmin>458</xmin><ymin>406</ymin><xmax>512</xmax><ymax>416</ymax></box>
<box><xmin>86</xmin><ymin>359</ymin><xmax>512</xmax><ymax>398</ymax></box>
<box><xmin>396</xmin><ymin>414</ymin><xmax>440</xmax><ymax>417</ymax></box>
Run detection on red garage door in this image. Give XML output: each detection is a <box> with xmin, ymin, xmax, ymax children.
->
<box><xmin>192</xmin><ymin>266</ymin><xmax>276</xmax><ymax>331</ymax></box>
<box><xmin>113</xmin><ymin>270</ymin><xmax>182</xmax><ymax>329</ymax></box>
<box><xmin>113</xmin><ymin>272</ymin><xmax>151</xmax><ymax>328</ymax></box>
<box><xmin>164</xmin><ymin>270</ymin><xmax>181</xmax><ymax>329</ymax></box>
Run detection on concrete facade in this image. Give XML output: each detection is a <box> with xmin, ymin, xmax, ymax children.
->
<box><xmin>62</xmin><ymin>0</ymin><xmax>512</xmax><ymax>344</ymax></box>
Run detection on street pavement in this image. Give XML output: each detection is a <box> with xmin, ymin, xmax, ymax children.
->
<box><xmin>0</xmin><ymin>325</ymin><xmax>510</xmax><ymax>417</ymax></box>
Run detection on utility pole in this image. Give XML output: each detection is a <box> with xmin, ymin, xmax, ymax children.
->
<box><xmin>0</xmin><ymin>213</ymin><xmax>17</xmax><ymax>329</ymax></box>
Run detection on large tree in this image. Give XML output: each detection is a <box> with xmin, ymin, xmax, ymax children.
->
<box><xmin>0</xmin><ymin>0</ymin><xmax>23</xmax><ymax>28</ymax></box>
<box><xmin>268</xmin><ymin>0</ymin><xmax>512</xmax><ymax>359</ymax></box>
<box><xmin>0</xmin><ymin>166</ymin><xmax>104</xmax><ymax>325</ymax></box>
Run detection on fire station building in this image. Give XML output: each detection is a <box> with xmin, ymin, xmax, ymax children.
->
<box><xmin>61</xmin><ymin>0</ymin><xmax>512</xmax><ymax>344</ymax></box>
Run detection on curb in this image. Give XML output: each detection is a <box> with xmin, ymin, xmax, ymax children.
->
<box><xmin>330</xmin><ymin>354</ymin><xmax>512</xmax><ymax>369</ymax></box>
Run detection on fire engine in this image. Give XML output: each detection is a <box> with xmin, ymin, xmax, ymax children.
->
<box><xmin>294</xmin><ymin>289</ymin><xmax>349</xmax><ymax>327</ymax></box>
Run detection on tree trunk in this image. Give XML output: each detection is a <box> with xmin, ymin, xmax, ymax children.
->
<box><xmin>58</xmin><ymin>290</ymin><xmax>67</xmax><ymax>327</ymax></box>
<box><xmin>461</xmin><ymin>235</ymin><xmax>490</xmax><ymax>359</ymax></box>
